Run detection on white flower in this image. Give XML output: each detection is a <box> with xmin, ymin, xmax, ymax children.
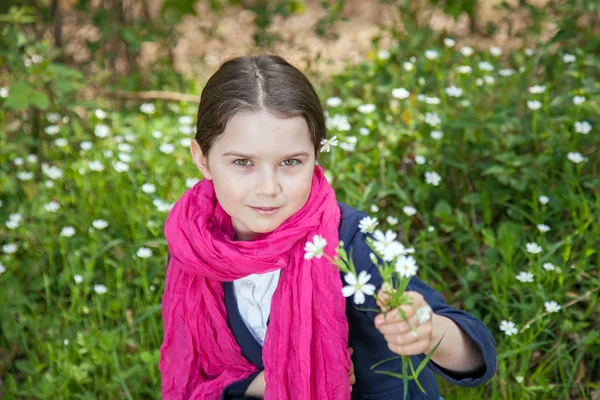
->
<box><xmin>445</xmin><ymin>86</ymin><xmax>463</xmax><ymax>97</ymax></box>
<box><xmin>60</xmin><ymin>226</ymin><xmax>76</xmax><ymax>237</ymax></box>
<box><xmin>528</xmin><ymin>85</ymin><xmax>546</xmax><ymax>94</ymax></box>
<box><xmin>544</xmin><ymin>301</ymin><xmax>561</xmax><ymax>313</ymax></box>
<box><xmin>118</xmin><ymin>153</ymin><xmax>132</xmax><ymax>163</ymax></box>
<box><xmin>54</xmin><ymin>138</ymin><xmax>68</xmax><ymax>147</ymax></box>
<box><xmin>372</xmin><ymin>230</ymin><xmax>414</xmax><ymax>262</ymax></box>
<box><xmin>392</xmin><ymin>88</ymin><xmax>410</xmax><ymax>99</ymax></box>
<box><xmin>386</xmin><ymin>216</ymin><xmax>398</xmax><ymax>226</ymax></box>
<box><xmin>538</xmin><ymin>195</ymin><xmax>549</xmax><ymax>205</ymax></box>
<box><xmin>27</xmin><ymin>154</ymin><xmax>38</xmax><ymax>163</ymax></box>
<box><xmin>489</xmin><ymin>46</ymin><xmax>502</xmax><ymax>56</ymax></box>
<box><xmin>542</xmin><ymin>262</ymin><xmax>556</xmax><ymax>271</ymax></box>
<box><xmin>460</xmin><ymin>46</ymin><xmax>473</xmax><ymax>56</ymax></box>
<box><xmin>484</xmin><ymin>75</ymin><xmax>495</xmax><ymax>85</ymax></box>
<box><xmin>94</xmin><ymin>284</ymin><xmax>108</xmax><ymax>294</ymax></box>
<box><xmin>425</xmin><ymin>171</ymin><xmax>441</xmax><ymax>186</ymax></box>
<box><xmin>499</xmin><ymin>320</ymin><xmax>518</xmax><ymax>336</ymax></box>
<box><xmin>403</xmin><ymin>62</ymin><xmax>414</xmax><ymax>71</ymax></box>
<box><xmin>95</xmin><ymin>109</ymin><xmax>107</xmax><ymax>119</ymax></box>
<box><xmin>304</xmin><ymin>234</ymin><xmax>327</xmax><ymax>260</ymax></box>
<box><xmin>113</xmin><ymin>161</ymin><xmax>129</xmax><ymax>172</ymax></box>
<box><xmin>118</xmin><ymin>143</ymin><xmax>133</xmax><ymax>153</ymax></box>
<box><xmin>562</xmin><ymin>53</ymin><xmax>576</xmax><ymax>63</ymax></box>
<box><xmin>395</xmin><ymin>255</ymin><xmax>418</xmax><ymax>278</ymax></box>
<box><xmin>427</xmin><ymin>226</ymin><xmax>435</xmax><ymax>232</ymax></box>
<box><xmin>80</xmin><ymin>141</ymin><xmax>93</xmax><ymax>151</ymax></box>
<box><xmin>424</xmin><ymin>50</ymin><xmax>439</xmax><ymax>60</ymax></box>
<box><xmin>357</xmin><ymin>104</ymin><xmax>376</xmax><ymax>114</ymax></box>
<box><xmin>125</xmin><ymin>133</ymin><xmax>136</xmax><ymax>142</ymax></box>
<box><xmin>140</xmin><ymin>103</ymin><xmax>156</xmax><ymax>114</ymax></box>
<box><xmin>498</xmin><ymin>69</ymin><xmax>515</xmax><ymax>76</ymax></box>
<box><xmin>153</xmin><ymin>199</ymin><xmax>173</xmax><ymax>212</ymax></box>
<box><xmin>88</xmin><ymin>160</ymin><xmax>105</xmax><ymax>171</ymax></box>
<box><xmin>443</xmin><ymin>38</ymin><xmax>455</xmax><ymax>47</ymax></box>
<box><xmin>358</xmin><ymin>216</ymin><xmax>378</xmax><ymax>234</ymax></box>
<box><xmin>137</xmin><ymin>247</ymin><xmax>153</xmax><ymax>258</ymax></box>
<box><xmin>574</xmin><ymin>121</ymin><xmax>591</xmax><ymax>134</ymax></box>
<box><xmin>74</xmin><ymin>274</ymin><xmax>83</xmax><ymax>284</ymax></box>
<box><xmin>424</xmin><ymin>96</ymin><xmax>441</xmax><ymax>105</ymax></box>
<box><xmin>150</xmin><ymin>285</ymin><xmax>156</xmax><ymax>291</ymax></box>
<box><xmin>326</xmin><ymin>114</ymin><xmax>351</xmax><ymax>131</ymax></box>
<box><xmin>2</xmin><ymin>243</ymin><xmax>18</xmax><ymax>254</ymax></box>
<box><xmin>342</xmin><ymin>271</ymin><xmax>376</xmax><ymax>305</ymax></box>
<box><xmin>141</xmin><ymin>183</ymin><xmax>156</xmax><ymax>193</ymax></box>
<box><xmin>6</xmin><ymin>219</ymin><xmax>19</xmax><ymax>229</ymax></box>
<box><xmin>45</xmin><ymin>180</ymin><xmax>54</xmax><ymax>188</ymax></box>
<box><xmin>416</xmin><ymin>306</ymin><xmax>431</xmax><ymax>324</ymax></box>
<box><xmin>403</xmin><ymin>206</ymin><xmax>417</xmax><ymax>216</ymax></box>
<box><xmin>424</xmin><ymin>112</ymin><xmax>441</xmax><ymax>127</ymax></box>
<box><xmin>0</xmin><ymin>87</ymin><xmax>9</xmax><ymax>98</ymax></box>
<box><xmin>573</xmin><ymin>96</ymin><xmax>585</xmax><ymax>105</ymax></box>
<box><xmin>179</xmin><ymin>115</ymin><xmax>194</xmax><ymax>125</ymax></box>
<box><xmin>14</xmin><ymin>157</ymin><xmax>24</xmax><ymax>166</ymax></box>
<box><xmin>319</xmin><ymin>136</ymin><xmax>338</xmax><ymax>153</ymax></box>
<box><xmin>414</xmin><ymin>155</ymin><xmax>426</xmax><ymax>165</ymax></box>
<box><xmin>160</xmin><ymin>143</ymin><xmax>175</xmax><ymax>154</ymax></box>
<box><xmin>152</xmin><ymin>130</ymin><xmax>163</xmax><ymax>139</ymax></box>
<box><xmin>179</xmin><ymin>125</ymin><xmax>193</xmax><ymax>135</ymax></box>
<box><xmin>527</xmin><ymin>100</ymin><xmax>542</xmax><ymax>110</ymax></box>
<box><xmin>326</xmin><ymin>97</ymin><xmax>343</xmax><ymax>107</ymax></box>
<box><xmin>44</xmin><ymin>201</ymin><xmax>60</xmax><ymax>212</ymax></box>
<box><xmin>457</xmin><ymin>65</ymin><xmax>472</xmax><ymax>74</ymax></box>
<box><xmin>370</xmin><ymin>204</ymin><xmax>379</xmax><ymax>213</ymax></box>
<box><xmin>378</xmin><ymin>50</ymin><xmax>390</xmax><ymax>60</ymax></box>
<box><xmin>430</xmin><ymin>130</ymin><xmax>444</xmax><ymax>140</ymax></box>
<box><xmin>567</xmin><ymin>152</ymin><xmax>585</xmax><ymax>164</ymax></box>
<box><xmin>478</xmin><ymin>61</ymin><xmax>494</xmax><ymax>71</ymax></box>
<box><xmin>94</xmin><ymin>124</ymin><xmax>110</xmax><ymax>138</ymax></box>
<box><xmin>516</xmin><ymin>271</ymin><xmax>534</xmax><ymax>283</ymax></box>
<box><xmin>17</xmin><ymin>171</ymin><xmax>33</xmax><ymax>181</ymax></box>
<box><xmin>526</xmin><ymin>242</ymin><xmax>542</xmax><ymax>254</ymax></box>
<box><xmin>186</xmin><ymin>178</ymin><xmax>200</xmax><ymax>188</ymax></box>
<box><xmin>92</xmin><ymin>219</ymin><xmax>108</xmax><ymax>230</ymax></box>
<box><xmin>537</xmin><ymin>224</ymin><xmax>550</xmax><ymax>233</ymax></box>
<box><xmin>45</xmin><ymin>125</ymin><xmax>60</xmax><ymax>135</ymax></box>
<box><xmin>524</xmin><ymin>48</ymin><xmax>535</xmax><ymax>56</ymax></box>
<box><xmin>0</xmin><ymin>262</ymin><xmax>6</xmax><ymax>275</ymax></box>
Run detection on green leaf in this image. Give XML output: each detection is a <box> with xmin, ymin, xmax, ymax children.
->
<box><xmin>30</xmin><ymin>91</ymin><xmax>50</xmax><ymax>110</ymax></box>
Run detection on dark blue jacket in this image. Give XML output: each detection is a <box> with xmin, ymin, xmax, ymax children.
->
<box><xmin>219</xmin><ymin>203</ymin><xmax>497</xmax><ymax>399</ymax></box>
<box><xmin>163</xmin><ymin>202</ymin><xmax>496</xmax><ymax>399</ymax></box>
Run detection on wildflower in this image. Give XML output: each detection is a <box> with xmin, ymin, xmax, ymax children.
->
<box><xmin>320</xmin><ymin>136</ymin><xmax>338</xmax><ymax>153</ymax></box>
<box><xmin>17</xmin><ymin>172</ymin><xmax>33</xmax><ymax>181</ymax></box>
<box><xmin>14</xmin><ymin>158</ymin><xmax>24</xmax><ymax>166</ymax></box>
<box><xmin>573</xmin><ymin>96</ymin><xmax>585</xmax><ymax>105</ymax></box>
<box><xmin>445</xmin><ymin>86</ymin><xmax>463</xmax><ymax>97</ymax></box>
<box><xmin>342</xmin><ymin>271</ymin><xmax>376</xmax><ymax>305</ymax></box>
<box><xmin>544</xmin><ymin>301</ymin><xmax>561</xmax><ymax>313</ymax></box>
<box><xmin>499</xmin><ymin>320</ymin><xmax>518</xmax><ymax>336</ymax></box>
<box><xmin>424</xmin><ymin>96</ymin><xmax>441</xmax><ymax>105</ymax></box>
<box><xmin>74</xmin><ymin>274</ymin><xmax>83</xmax><ymax>284</ymax></box>
<box><xmin>0</xmin><ymin>262</ymin><xmax>6</xmax><ymax>275</ymax></box>
<box><xmin>443</xmin><ymin>38</ymin><xmax>455</xmax><ymax>47</ymax></box>
<box><xmin>153</xmin><ymin>199</ymin><xmax>173</xmax><ymax>212</ymax></box>
<box><xmin>140</xmin><ymin>103</ymin><xmax>156</xmax><ymax>114</ymax></box>
<box><xmin>88</xmin><ymin>161</ymin><xmax>105</xmax><ymax>171</ymax></box>
<box><xmin>80</xmin><ymin>141</ymin><xmax>93</xmax><ymax>151</ymax></box>
<box><xmin>460</xmin><ymin>46</ymin><xmax>473</xmax><ymax>56</ymax></box>
<box><xmin>392</xmin><ymin>88</ymin><xmax>410</xmax><ymax>99</ymax></box>
<box><xmin>326</xmin><ymin>97</ymin><xmax>343</xmax><ymax>107</ymax></box>
<box><xmin>378</xmin><ymin>50</ymin><xmax>390</xmax><ymax>60</ymax></box>
<box><xmin>358</xmin><ymin>216</ymin><xmax>378</xmax><ymax>234</ymax></box>
<box><xmin>326</xmin><ymin>114</ymin><xmax>351</xmax><ymax>131</ymax></box>
<box><xmin>567</xmin><ymin>152</ymin><xmax>585</xmax><ymax>164</ymax></box>
<box><xmin>526</xmin><ymin>242</ymin><xmax>542</xmax><ymax>254</ymax></box>
<box><xmin>542</xmin><ymin>262</ymin><xmax>555</xmax><ymax>271</ymax></box>
<box><xmin>528</xmin><ymin>85</ymin><xmax>546</xmax><ymax>94</ymax></box>
<box><xmin>113</xmin><ymin>161</ymin><xmax>129</xmax><ymax>172</ymax></box>
<box><xmin>44</xmin><ymin>201</ymin><xmax>60</xmax><ymax>212</ymax></box>
<box><xmin>516</xmin><ymin>271</ymin><xmax>534</xmax><ymax>282</ymax></box>
<box><xmin>414</xmin><ymin>155</ymin><xmax>426</xmax><ymax>165</ymax></box>
<box><xmin>395</xmin><ymin>255</ymin><xmax>418</xmax><ymax>278</ymax></box>
<box><xmin>94</xmin><ymin>124</ymin><xmax>110</xmax><ymax>138</ymax></box>
<box><xmin>160</xmin><ymin>143</ymin><xmax>175</xmax><ymax>154</ymax></box>
<box><xmin>152</xmin><ymin>130</ymin><xmax>163</xmax><ymax>139</ymax></box>
<box><xmin>457</xmin><ymin>65</ymin><xmax>472</xmax><ymax>74</ymax></box>
<box><xmin>45</xmin><ymin>125</ymin><xmax>60</xmax><ymax>135</ymax></box>
<box><xmin>339</xmin><ymin>142</ymin><xmax>355</xmax><ymax>152</ymax></box>
<box><xmin>403</xmin><ymin>62</ymin><xmax>414</xmax><ymax>71</ymax></box>
<box><xmin>150</xmin><ymin>285</ymin><xmax>156</xmax><ymax>291</ymax></box>
<box><xmin>370</xmin><ymin>204</ymin><xmax>379</xmax><ymax>213</ymax></box>
<box><xmin>537</xmin><ymin>224</ymin><xmax>550</xmax><ymax>233</ymax></box>
<box><xmin>538</xmin><ymin>196</ymin><xmax>549</xmax><ymax>205</ymax></box>
<box><xmin>118</xmin><ymin>153</ymin><xmax>132</xmax><ymax>163</ymax></box>
<box><xmin>141</xmin><ymin>183</ymin><xmax>156</xmax><ymax>194</ymax></box>
<box><xmin>95</xmin><ymin>109</ymin><xmax>107</xmax><ymax>119</ymax></box>
<box><xmin>94</xmin><ymin>284</ymin><xmax>108</xmax><ymax>295</ymax></box>
<box><xmin>527</xmin><ymin>100</ymin><xmax>542</xmax><ymax>110</ymax></box>
<box><xmin>416</xmin><ymin>306</ymin><xmax>432</xmax><ymax>324</ymax></box>
<box><xmin>498</xmin><ymin>69</ymin><xmax>515</xmax><ymax>76</ymax></box>
<box><xmin>27</xmin><ymin>154</ymin><xmax>38</xmax><ymax>163</ymax></box>
<box><xmin>179</xmin><ymin>115</ymin><xmax>193</xmax><ymax>125</ymax></box>
<box><xmin>425</xmin><ymin>171</ymin><xmax>441</xmax><ymax>186</ymax></box>
<box><xmin>427</xmin><ymin>226</ymin><xmax>435</xmax><ymax>232</ymax></box>
<box><xmin>118</xmin><ymin>143</ymin><xmax>133</xmax><ymax>153</ymax></box>
<box><xmin>386</xmin><ymin>216</ymin><xmax>398</xmax><ymax>226</ymax></box>
<box><xmin>430</xmin><ymin>130</ymin><xmax>444</xmax><ymax>140</ymax></box>
<box><xmin>359</xmin><ymin>127</ymin><xmax>370</xmax><ymax>136</ymax></box>
<box><xmin>54</xmin><ymin>138</ymin><xmax>68</xmax><ymax>147</ymax></box>
<box><xmin>186</xmin><ymin>178</ymin><xmax>200</xmax><ymax>188</ymax></box>
<box><xmin>424</xmin><ymin>112</ymin><xmax>441</xmax><ymax>127</ymax></box>
<box><xmin>424</xmin><ymin>50</ymin><xmax>439</xmax><ymax>60</ymax></box>
<box><xmin>2</xmin><ymin>243</ymin><xmax>18</xmax><ymax>254</ymax></box>
<box><xmin>0</xmin><ymin>87</ymin><xmax>9</xmax><ymax>98</ymax></box>
<box><xmin>357</xmin><ymin>104</ymin><xmax>376</xmax><ymax>114</ymax></box>
<box><xmin>574</xmin><ymin>121</ymin><xmax>591</xmax><ymax>134</ymax></box>
<box><xmin>60</xmin><ymin>226</ymin><xmax>76</xmax><ymax>237</ymax></box>
<box><xmin>562</xmin><ymin>53</ymin><xmax>576</xmax><ymax>63</ymax></box>
<box><xmin>137</xmin><ymin>247</ymin><xmax>153</xmax><ymax>258</ymax></box>
<box><xmin>180</xmin><ymin>125</ymin><xmax>193</xmax><ymax>135</ymax></box>
<box><xmin>524</xmin><ymin>48</ymin><xmax>535</xmax><ymax>56</ymax></box>
<box><xmin>478</xmin><ymin>61</ymin><xmax>494</xmax><ymax>71</ymax></box>
<box><xmin>403</xmin><ymin>206</ymin><xmax>417</xmax><ymax>216</ymax></box>
<box><xmin>489</xmin><ymin>46</ymin><xmax>502</xmax><ymax>56</ymax></box>
<box><xmin>304</xmin><ymin>235</ymin><xmax>327</xmax><ymax>260</ymax></box>
<box><xmin>92</xmin><ymin>219</ymin><xmax>108</xmax><ymax>230</ymax></box>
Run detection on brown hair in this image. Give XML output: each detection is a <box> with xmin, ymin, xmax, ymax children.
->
<box><xmin>195</xmin><ymin>54</ymin><xmax>326</xmax><ymax>158</ymax></box>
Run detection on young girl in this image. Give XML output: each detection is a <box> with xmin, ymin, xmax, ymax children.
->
<box><xmin>159</xmin><ymin>54</ymin><xmax>496</xmax><ymax>400</ymax></box>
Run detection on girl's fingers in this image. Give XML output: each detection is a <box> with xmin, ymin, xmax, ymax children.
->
<box><xmin>383</xmin><ymin>321</ymin><xmax>433</xmax><ymax>347</ymax></box>
<box><xmin>376</xmin><ymin>313</ymin><xmax>420</xmax><ymax>335</ymax></box>
<box><xmin>387</xmin><ymin>337</ymin><xmax>431</xmax><ymax>356</ymax></box>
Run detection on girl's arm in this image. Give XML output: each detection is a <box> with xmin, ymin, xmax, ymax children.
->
<box><xmin>244</xmin><ymin>371</ymin><xmax>265</xmax><ymax>398</ymax></box>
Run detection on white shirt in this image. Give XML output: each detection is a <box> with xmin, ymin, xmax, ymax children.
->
<box><xmin>233</xmin><ymin>269</ymin><xmax>281</xmax><ymax>345</ymax></box>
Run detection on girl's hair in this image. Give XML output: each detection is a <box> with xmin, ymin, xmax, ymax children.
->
<box><xmin>195</xmin><ymin>54</ymin><xmax>326</xmax><ymax>157</ymax></box>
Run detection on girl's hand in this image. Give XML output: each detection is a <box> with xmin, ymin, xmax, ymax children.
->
<box><xmin>373</xmin><ymin>289</ymin><xmax>435</xmax><ymax>356</ymax></box>
<box><xmin>348</xmin><ymin>347</ymin><xmax>355</xmax><ymax>391</ymax></box>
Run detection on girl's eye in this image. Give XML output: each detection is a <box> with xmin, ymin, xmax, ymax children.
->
<box><xmin>233</xmin><ymin>159</ymin><xmax>252</xmax><ymax>167</ymax></box>
<box><xmin>281</xmin><ymin>159</ymin><xmax>300</xmax><ymax>166</ymax></box>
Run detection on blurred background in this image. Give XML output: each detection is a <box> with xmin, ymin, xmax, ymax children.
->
<box><xmin>0</xmin><ymin>0</ymin><xmax>599</xmax><ymax>399</ymax></box>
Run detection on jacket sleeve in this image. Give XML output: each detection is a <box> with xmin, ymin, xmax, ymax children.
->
<box><xmin>221</xmin><ymin>371</ymin><xmax>262</xmax><ymax>400</ymax></box>
<box><xmin>345</xmin><ymin>227</ymin><xmax>497</xmax><ymax>388</ymax></box>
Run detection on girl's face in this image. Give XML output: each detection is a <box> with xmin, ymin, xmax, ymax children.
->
<box><xmin>191</xmin><ymin>109</ymin><xmax>316</xmax><ymax>241</ymax></box>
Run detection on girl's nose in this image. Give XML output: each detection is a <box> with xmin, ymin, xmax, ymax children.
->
<box><xmin>255</xmin><ymin>169</ymin><xmax>282</xmax><ymax>197</ymax></box>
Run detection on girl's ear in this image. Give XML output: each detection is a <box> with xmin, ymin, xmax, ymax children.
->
<box><xmin>190</xmin><ymin>140</ymin><xmax>212</xmax><ymax>180</ymax></box>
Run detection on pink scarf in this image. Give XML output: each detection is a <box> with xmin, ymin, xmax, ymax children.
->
<box><xmin>159</xmin><ymin>165</ymin><xmax>351</xmax><ymax>400</ymax></box>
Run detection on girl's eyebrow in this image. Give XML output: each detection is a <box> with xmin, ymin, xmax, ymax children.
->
<box><xmin>221</xmin><ymin>151</ymin><xmax>311</xmax><ymax>159</ymax></box>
